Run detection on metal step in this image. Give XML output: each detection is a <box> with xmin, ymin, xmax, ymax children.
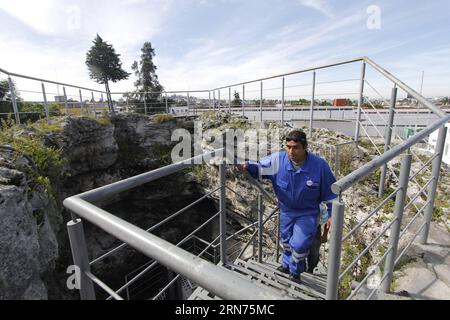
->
<box><xmin>188</xmin><ymin>258</ymin><xmax>326</xmax><ymax>300</ymax></box>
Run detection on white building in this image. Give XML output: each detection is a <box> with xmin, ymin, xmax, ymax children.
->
<box><xmin>169</xmin><ymin>105</ymin><xmax>189</xmax><ymax>115</ymax></box>
<box><xmin>428</xmin><ymin>123</ymin><xmax>450</xmax><ymax>165</ymax></box>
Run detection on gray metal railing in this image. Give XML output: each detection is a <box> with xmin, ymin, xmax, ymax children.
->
<box><xmin>63</xmin><ymin>149</ymin><xmax>290</xmax><ymax>300</ymax></box>
<box><xmin>3</xmin><ymin>56</ymin><xmax>446</xmax><ymax>300</ymax></box>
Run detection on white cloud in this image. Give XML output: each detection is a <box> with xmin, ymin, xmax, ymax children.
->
<box><xmin>0</xmin><ymin>0</ymin><xmax>65</xmax><ymax>35</ymax></box>
<box><xmin>0</xmin><ymin>0</ymin><xmax>448</xmax><ymax>100</ymax></box>
<box><xmin>298</xmin><ymin>0</ymin><xmax>333</xmax><ymax>17</ymax></box>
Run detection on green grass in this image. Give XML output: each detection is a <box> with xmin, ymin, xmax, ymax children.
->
<box><xmin>152</xmin><ymin>113</ymin><xmax>175</xmax><ymax>123</ymax></box>
<box><xmin>29</xmin><ymin>119</ymin><xmax>64</xmax><ymax>133</ymax></box>
<box><xmin>191</xmin><ymin>164</ymin><xmax>209</xmax><ymax>184</ymax></box>
<box><xmin>0</xmin><ymin>117</ymin><xmax>65</xmax><ymax>196</ymax></box>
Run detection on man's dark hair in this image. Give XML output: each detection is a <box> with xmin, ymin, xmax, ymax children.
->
<box><xmin>285</xmin><ymin>129</ymin><xmax>308</xmax><ymax>148</ymax></box>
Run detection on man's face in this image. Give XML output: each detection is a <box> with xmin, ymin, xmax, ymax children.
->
<box><xmin>285</xmin><ymin>140</ymin><xmax>306</xmax><ymax>163</ymax></box>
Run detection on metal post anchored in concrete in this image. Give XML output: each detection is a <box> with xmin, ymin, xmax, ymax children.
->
<box><xmin>41</xmin><ymin>82</ymin><xmax>50</xmax><ymax>123</ymax></box>
<box><xmin>354</xmin><ymin>61</ymin><xmax>366</xmax><ymax>143</ymax></box>
<box><xmin>8</xmin><ymin>76</ymin><xmax>20</xmax><ymax>124</ymax></box>
<box><xmin>67</xmin><ymin>218</ymin><xmax>96</xmax><ymax>300</ymax></box>
<box><xmin>381</xmin><ymin>153</ymin><xmax>411</xmax><ymax>293</ymax></box>
<box><xmin>379</xmin><ymin>86</ymin><xmax>397</xmax><ymax>198</ymax></box>
<box><xmin>63</xmin><ymin>86</ymin><xmax>68</xmax><ymax>115</ymax></box>
<box><xmin>419</xmin><ymin>126</ymin><xmax>447</xmax><ymax>244</ymax></box>
<box><xmin>309</xmin><ymin>71</ymin><xmax>316</xmax><ymax>138</ymax></box>
<box><xmin>260</xmin><ymin>81</ymin><xmax>263</xmax><ymax>122</ymax></box>
<box><xmin>258</xmin><ymin>193</ymin><xmax>264</xmax><ymax>263</ymax></box>
<box><xmin>242</xmin><ymin>85</ymin><xmax>245</xmax><ymax>117</ymax></box>
<box><xmin>326</xmin><ymin>199</ymin><xmax>345</xmax><ymax>300</ymax></box>
<box><xmin>219</xmin><ymin>161</ymin><xmax>227</xmax><ymax>265</ymax></box>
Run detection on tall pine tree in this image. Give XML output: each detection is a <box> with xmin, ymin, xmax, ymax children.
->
<box><xmin>86</xmin><ymin>34</ymin><xmax>130</xmax><ymax>112</ymax></box>
<box><xmin>131</xmin><ymin>42</ymin><xmax>163</xmax><ymax>113</ymax></box>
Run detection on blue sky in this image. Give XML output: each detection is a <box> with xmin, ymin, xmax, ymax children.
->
<box><xmin>0</xmin><ymin>0</ymin><xmax>449</xmax><ymax>100</ymax></box>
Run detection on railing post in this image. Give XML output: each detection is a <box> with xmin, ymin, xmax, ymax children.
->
<box><xmin>164</xmin><ymin>93</ymin><xmax>168</xmax><ymax>114</ymax></box>
<box><xmin>218</xmin><ymin>90</ymin><xmax>221</xmax><ymax>112</ymax></box>
<box><xmin>219</xmin><ymin>161</ymin><xmax>227</xmax><ymax>265</ymax></box>
<box><xmin>187</xmin><ymin>92</ymin><xmax>190</xmax><ymax>114</ymax></box>
<box><xmin>144</xmin><ymin>95</ymin><xmax>148</xmax><ymax>115</ymax></box>
<box><xmin>379</xmin><ymin>86</ymin><xmax>397</xmax><ymax>198</ymax></box>
<box><xmin>91</xmin><ymin>91</ymin><xmax>96</xmax><ymax>117</ymax></box>
<box><xmin>209</xmin><ymin>91</ymin><xmax>211</xmax><ymax>110</ymax></box>
<box><xmin>326</xmin><ymin>199</ymin><xmax>345</xmax><ymax>300</ymax></box>
<box><xmin>228</xmin><ymin>87</ymin><xmax>231</xmax><ymax>114</ymax></box>
<box><xmin>79</xmin><ymin>89</ymin><xmax>83</xmax><ymax>116</ymax></box>
<box><xmin>213</xmin><ymin>91</ymin><xmax>216</xmax><ymax>111</ymax></box>
<box><xmin>354</xmin><ymin>61</ymin><xmax>366</xmax><ymax>143</ymax></box>
<box><xmin>67</xmin><ymin>218</ymin><xmax>96</xmax><ymax>300</ymax></box>
<box><xmin>41</xmin><ymin>82</ymin><xmax>50</xmax><ymax>123</ymax></box>
<box><xmin>281</xmin><ymin>77</ymin><xmax>285</xmax><ymax>126</ymax></box>
<box><xmin>381</xmin><ymin>154</ymin><xmax>412</xmax><ymax>293</ymax></box>
<box><xmin>63</xmin><ymin>86</ymin><xmax>68</xmax><ymax>115</ymax></box>
<box><xmin>419</xmin><ymin>126</ymin><xmax>447</xmax><ymax>244</ymax></box>
<box><xmin>258</xmin><ymin>193</ymin><xmax>264</xmax><ymax>263</ymax></box>
<box><xmin>276</xmin><ymin>211</ymin><xmax>280</xmax><ymax>263</ymax></box>
<box><xmin>309</xmin><ymin>71</ymin><xmax>316</xmax><ymax>138</ymax></box>
<box><xmin>335</xmin><ymin>144</ymin><xmax>340</xmax><ymax>177</ymax></box>
<box><xmin>8</xmin><ymin>76</ymin><xmax>20</xmax><ymax>124</ymax></box>
<box><xmin>242</xmin><ymin>85</ymin><xmax>245</xmax><ymax>117</ymax></box>
<box><xmin>260</xmin><ymin>81</ymin><xmax>263</xmax><ymax>122</ymax></box>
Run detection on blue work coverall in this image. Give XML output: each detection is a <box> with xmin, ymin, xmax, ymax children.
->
<box><xmin>247</xmin><ymin>151</ymin><xmax>336</xmax><ymax>276</ymax></box>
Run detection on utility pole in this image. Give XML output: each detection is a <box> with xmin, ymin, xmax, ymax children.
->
<box><xmin>415</xmin><ymin>71</ymin><xmax>424</xmax><ymax>133</ymax></box>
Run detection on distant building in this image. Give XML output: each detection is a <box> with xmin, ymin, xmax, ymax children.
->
<box><xmin>169</xmin><ymin>105</ymin><xmax>189</xmax><ymax>115</ymax></box>
<box><xmin>333</xmin><ymin>99</ymin><xmax>347</xmax><ymax>107</ymax></box>
<box><xmin>54</xmin><ymin>95</ymin><xmax>65</xmax><ymax>102</ymax></box>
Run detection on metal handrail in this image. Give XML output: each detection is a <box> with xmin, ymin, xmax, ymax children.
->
<box><xmin>399</xmin><ymin>199</ymin><xmax>431</xmax><ymax>239</ymax></box>
<box><xmin>64</xmin><ymin>147</ymin><xmax>290</xmax><ymax>299</ymax></box>
<box><xmin>338</xmin><ymin>218</ymin><xmax>397</xmax><ymax>281</ymax></box>
<box><xmin>362</xmin><ymin>57</ymin><xmax>446</xmax><ymax>118</ymax></box>
<box><xmin>332</xmin><ymin>114</ymin><xmax>450</xmax><ymax>194</ymax></box>
<box><xmin>0</xmin><ymin>67</ymin><xmax>106</xmax><ymax>93</ymax></box>
<box><xmin>394</xmin><ymin>222</ymin><xmax>427</xmax><ymax>266</ymax></box>
<box><xmin>237</xmin><ymin>206</ymin><xmax>280</xmax><ymax>260</ymax></box>
<box><xmin>403</xmin><ymin>176</ymin><xmax>434</xmax><ymax>210</ymax></box>
<box><xmin>346</xmin><ymin>246</ymin><xmax>393</xmax><ymax>300</ymax></box>
<box><xmin>408</xmin><ymin>153</ymin><xmax>437</xmax><ymax>181</ymax></box>
<box><xmin>152</xmin><ymin>234</ymin><xmax>222</xmax><ymax>300</ymax></box>
<box><xmin>65</xmin><ymin>188</ymin><xmax>286</xmax><ymax>300</ymax></box>
<box><xmin>212</xmin><ymin>58</ymin><xmax>365</xmax><ymax>91</ymax></box>
<box><xmin>90</xmin><ymin>186</ymin><xmax>221</xmax><ymax>265</ymax></box>
<box><xmin>342</xmin><ymin>186</ymin><xmax>400</xmax><ymax>242</ymax></box>
<box><xmin>107</xmin><ymin>211</ymin><xmax>221</xmax><ymax>299</ymax></box>
<box><xmin>73</xmin><ymin>148</ymin><xmax>223</xmax><ymax>203</ymax></box>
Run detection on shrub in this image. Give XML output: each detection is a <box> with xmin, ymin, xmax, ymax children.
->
<box><xmin>152</xmin><ymin>113</ymin><xmax>175</xmax><ymax>123</ymax></box>
<box><xmin>0</xmin><ymin>117</ymin><xmax>65</xmax><ymax>194</ymax></box>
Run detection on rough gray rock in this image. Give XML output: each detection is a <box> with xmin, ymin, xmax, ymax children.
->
<box><xmin>0</xmin><ymin>114</ymin><xmax>196</xmax><ymax>299</ymax></box>
<box><xmin>45</xmin><ymin>117</ymin><xmax>119</xmax><ymax>174</ymax></box>
<box><xmin>0</xmin><ymin>148</ymin><xmax>59</xmax><ymax>299</ymax></box>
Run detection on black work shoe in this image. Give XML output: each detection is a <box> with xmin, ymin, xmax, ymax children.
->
<box><xmin>276</xmin><ymin>265</ymin><xmax>289</xmax><ymax>274</ymax></box>
<box><xmin>289</xmin><ymin>273</ymin><xmax>301</xmax><ymax>284</ymax></box>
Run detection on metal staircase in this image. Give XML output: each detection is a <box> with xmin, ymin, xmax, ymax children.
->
<box><xmin>188</xmin><ymin>258</ymin><xmax>327</xmax><ymax>300</ymax></box>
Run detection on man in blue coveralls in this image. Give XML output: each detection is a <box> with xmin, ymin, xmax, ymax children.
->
<box><xmin>244</xmin><ymin>129</ymin><xmax>336</xmax><ymax>282</ymax></box>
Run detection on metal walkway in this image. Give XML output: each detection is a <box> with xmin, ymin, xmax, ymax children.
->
<box><xmin>189</xmin><ymin>258</ymin><xmax>327</xmax><ymax>300</ymax></box>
